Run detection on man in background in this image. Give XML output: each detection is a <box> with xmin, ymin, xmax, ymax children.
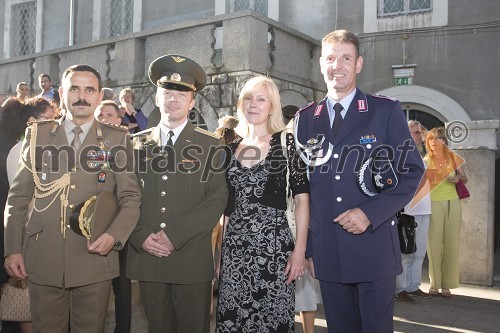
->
<box><xmin>37</xmin><ymin>73</ymin><xmax>60</xmax><ymax>104</ymax></box>
<box><xmin>395</xmin><ymin>120</ymin><xmax>432</xmax><ymax>303</ymax></box>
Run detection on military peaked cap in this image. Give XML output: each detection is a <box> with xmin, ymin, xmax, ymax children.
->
<box><xmin>148</xmin><ymin>54</ymin><xmax>206</xmax><ymax>92</ymax></box>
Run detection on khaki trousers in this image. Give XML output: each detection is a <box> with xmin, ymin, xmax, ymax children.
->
<box><xmin>140</xmin><ymin>281</ymin><xmax>211</xmax><ymax>333</ymax></box>
<box><xmin>29</xmin><ymin>279</ymin><xmax>112</xmax><ymax>333</ymax></box>
<box><xmin>427</xmin><ymin>199</ymin><xmax>462</xmax><ymax>289</ymax></box>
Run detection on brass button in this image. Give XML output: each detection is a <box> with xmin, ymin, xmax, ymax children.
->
<box><xmin>69</xmin><ymin>204</ymin><xmax>75</xmax><ymax>209</ymax></box>
<box><xmin>161</xmin><ymin>191</ymin><xmax>166</xmax><ymax>196</ymax></box>
<box><xmin>70</xmin><ymin>185</ymin><xmax>76</xmax><ymax>189</ymax></box>
<box><xmin>67</xmin><ymin>225</ymin><xmax>71</xmax><ymax>228</ymax></box>
<box><xmin>161</xmin><ymin>207</ymin><xmax>166</xmax><ymax>213</ymax></box>
<box><xmin>160</xmin><ymin>223</ymin><xmax>166</xmax><ymax>228</ymax></box>
<box><xmin>162</xmin><ymin>175</ymin><xmax>168</xmax><ymax>180</ymax></box>
<box><xmin>71</xmin><ymin>167</ymin><xmax>76</xmax><ymax>172</ymax></box>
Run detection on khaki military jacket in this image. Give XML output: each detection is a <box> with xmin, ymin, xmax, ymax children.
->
<box><xmin>4</xmin><ymin>117</ymin><xmax>141</xmax><ymax>288</ymax></box>
<box><xmin>127</xmin><ymin>122</ymin><xmax>228</xmax><ymax>284</ymax></box>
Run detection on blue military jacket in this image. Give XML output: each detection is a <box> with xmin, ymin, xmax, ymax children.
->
<box><xmin>295</xmin><ymin>88</ymin><xmax>424</xmax><ymax>283</ymax></box>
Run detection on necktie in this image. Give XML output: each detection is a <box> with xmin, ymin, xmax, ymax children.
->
<box><xmin>332</xmin><ymin>102</ymin><xmax>344</xmax><ymax>137</ymax></box>
<box><xmin>165</xmin><ymin>130</ymin><xmax>174</xmax><ymax>149</ymax></box>
<box><xmin>71</xmin><ymin>126</ymin><xmax>83</xmax><ymax>154</ymax></box>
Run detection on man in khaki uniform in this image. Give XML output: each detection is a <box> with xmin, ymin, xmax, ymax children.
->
<box><xmin>127</xmin><ymin>55</ymin><xmax>228</xmax><ymax>333</ymax></box>
<box><xmin>4</xmin><ymin>64</ymin><xmax>142</xmax><ymax>333</ymax></box>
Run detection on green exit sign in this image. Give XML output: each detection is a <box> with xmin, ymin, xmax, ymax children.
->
<box><xmin>395</xmin><ymin>77</ymin><xmax>411</xmax><ymax>85</ymax></box>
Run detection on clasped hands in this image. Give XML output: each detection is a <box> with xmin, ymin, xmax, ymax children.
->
<box><xmin>142</xmin><ymin>230</ymin><xmax>175</xmax><ymax>257</ymax></box>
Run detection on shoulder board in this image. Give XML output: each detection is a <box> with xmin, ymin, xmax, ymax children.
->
<box><xmin>27</xmin><ymin>119</ymin><xmax>56</xmax><ymax>126</ymax></box>
<box><xmin>371</xmin><ymin>93</ymin><xmax>397</xmax><ymax>102</ymax></box>
<box><xmin>297</xmin><ymin>101</ymin><xmax>315</xmax><ymax>114</ymax></box>
<box><xmin>131</xmin><ymin>127</ymin><xmax>154</xmax><ymax>138</ymax></box>
<box><xmin>194</xmin><ymin>127</ymin><xmax>218</xmax><ymax>139</ymax></box>
<box><xmin>101</xmin><ymin>122</ymin><xmax>129</xmax><ymax>132</ymax></box>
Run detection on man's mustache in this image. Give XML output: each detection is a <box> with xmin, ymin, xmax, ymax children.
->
<box><xmin>72</xmin><ymin>100</ymin><xmax>91</xmax><ymax>106</ymax></box>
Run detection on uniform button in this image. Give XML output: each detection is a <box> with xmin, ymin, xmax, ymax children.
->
<box><xmin>71</xmin><ymin>167</ymin><xmax>76</xmax><ymax>172</ymax></box>
<box><xmin>69</xmin><ymin>204</ymin><xmax>75</xmax><ymax>209</ymax></box>
<box><xmin>161</xmin><ymin>191</ymin><xmax>166</xmax><ymax>196</ymax></box>
<box><xmin>391</xmin><ymin>220</ymin><xmax>395</xmax><ymax>226</ymax></box>
<box><xmin>67</xmin><ymin>225</ymin><xmax>71</xmax><ymax>228</ymax></box>
<box><xmin>366</xmin><ymin>144</ymin><xmax>372</xmax><ymax>149</ymax></box>
<box><xmin>70</xmin><ymin>185</ymin><xmax>76</xmax><ymax>189</ymax></box>
<box><xmin>333</xmin><ymin>153</ymin><xmax>339</xmax><ymax>159</ymax></box>
<box><xmin>336</xmin><ymin>197</ymin><xmax>342</xmax><ymax>202</ymax></box>
<box><xmin>161</xmin><ymin>207</ymin><xmax>166</xmax><ymax>213</ymax></box>
<box><xmin>335</xmin><ymin>175</ymin><xmax>340</xmax><ymax>180</ymax></box>
<box><xmin>160</xmin><ymin>223</ymin><xmax>166</xmax><ymax>229</ymax></box>
<box><xmin>162</xmin><ymin>175</ymin><xmax>168</xmax><ymax>180</ymax></box>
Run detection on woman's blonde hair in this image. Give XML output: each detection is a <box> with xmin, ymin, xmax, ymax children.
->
<box><xmin>235</xmin><ymin>76</ymin><xmax>285</xmax><ymax>137</ymax></box>
<box><xmin>425</xmin><ymin>127</ymin><xmax>448</xmax><ymax>158</ymax></box>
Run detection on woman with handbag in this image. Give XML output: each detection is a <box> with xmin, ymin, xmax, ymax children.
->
<box><xmin>424</xmin><ymin>127</ymin><xmax>468</xmax><ymax>298</ymax></box>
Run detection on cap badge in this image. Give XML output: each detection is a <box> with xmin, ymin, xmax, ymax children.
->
<box><xmin>170</xmin><ymin>73</ymin><xmax>182</xmax><ymax>82</ymax></box>
<box><xmin>171</xmin><ymin>56</ymin><xmax>186</xmax><ymax>63</ymax></box>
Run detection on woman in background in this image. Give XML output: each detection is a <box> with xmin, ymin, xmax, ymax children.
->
<box><xmin>425</xmin><ymin>127</ymin><xmax>467</xmax><ymax>298</ymax></box>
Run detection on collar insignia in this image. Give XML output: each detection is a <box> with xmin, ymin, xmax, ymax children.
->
<box><xmin>313</xmin><ymin>104</ymin><xmax>323</xmax><ymax>118</ymax></box>
<box><xmin>358</xmin><ymin>99</ymin><xmax>367</xmax><ymax>112</ymax></box>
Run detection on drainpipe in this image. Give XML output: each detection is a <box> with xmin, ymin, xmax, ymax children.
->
<box><xmin>69</xmin><ymin>0</ymin><xmax>75</xmax><ymax>46</ymax></box>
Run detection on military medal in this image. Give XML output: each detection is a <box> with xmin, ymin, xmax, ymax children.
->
<box><xmin>98</xmin><ymin>171</ymin><xmax>106</xmax><ymax>183</ymax></box>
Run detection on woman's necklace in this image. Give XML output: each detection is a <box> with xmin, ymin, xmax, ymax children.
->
<box><xmin>433</xmin><ymin>155</ymin><xmax>448</xmax><ymax>168</ymax></box>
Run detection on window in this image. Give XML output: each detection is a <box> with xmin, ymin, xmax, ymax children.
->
<box><xmin>379</xmin><ymin>0</ymin><xmax>431</xmax><ymax>17</ymax></box>
<box><xmin>10</xmin><ymin>1</ymin><xmax>36</xmax><ymax>56</ymax></box>
<box><xmin>101</xmin><ymin>0</ymin><xmax>134</xmax><ymax>38</ymax></box>
<box><xmin>227</xmin><ymin>0</ymin><xmax>268</xmax><ymax>16</ymax></box>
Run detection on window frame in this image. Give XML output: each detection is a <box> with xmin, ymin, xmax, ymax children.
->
<box><xmin>3</xmin><ymin>0</ymin><xmax>43</xmax><ymax>59</ymax></box>
<box><xmin>92</xmin><ymin>0</ymin><xmax>142</xmax><ymax>41</ymax></box>
<box><xmin>378</xmin><ymin>0</ymin><xmax>432</xmax><ymax>18</ymax></box>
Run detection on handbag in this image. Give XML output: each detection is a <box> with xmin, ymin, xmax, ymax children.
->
<box><xmin>281</xmin><ymin>131</ymin><xmax>296</xmax><ymax>238</ymax></box>
<box><xmin>455</xmin><ymin>179</ymin><xmax>470</xmax><ymax>199</ymax></box>
<box><xmin>450</xmin><ymin>153</ymin><xmax>470</xmax><ymax>200</ymax></box>
<box><xmin>0</xmin><ymin>278</ymin><xmax>31</xmax><ymax>322</ymax></box>
<box><xmin>396</xmin><ymin>211</ymin><xmax>418</xmax><ymax>254</ymax></box>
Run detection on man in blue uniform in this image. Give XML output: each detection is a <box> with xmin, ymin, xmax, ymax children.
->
<box><xmin>295</xmin><ymin>29</ymin><xmax>424</xmax><ymax>332</ymax></box>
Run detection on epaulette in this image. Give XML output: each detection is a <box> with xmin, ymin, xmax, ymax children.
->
<box><xmin>297</xmin><ymin>101</ymin><xmax>315</xmax><ymax>114</ymax></box>
<box><xmin>101</xmin><ymin>121</ymin><xmax>130</xmax><ymax>132</ymax></box>
<box><xmin>131</xmin><ymin>127</ymin><xmax>153</xmax><ymax>138</ymax></box>
<box><xmin>27</xmin><ymin>119</ymin><xmax>56</xmax><ymax>126</ymax></box>
<box><xmin>194</xmin><ymin>127</ymin><xmax>218</xmax><ymax>139</ymax></box>
<box><xmin>372</xmin><ymin>93</ymin><xmax>397</xmax><ymax>102</ymax></box>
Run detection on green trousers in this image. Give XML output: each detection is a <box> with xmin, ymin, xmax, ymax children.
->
<box><xmin>427</xmin><ymin>199</ymin><xmax>462</xmax><ymax>289</ymax></box>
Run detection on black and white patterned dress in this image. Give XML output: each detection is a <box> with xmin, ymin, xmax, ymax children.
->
<box><xmin>216</xmin><ymin>132</ymin><xmax>309</xmax><ymax>333</ymax></box>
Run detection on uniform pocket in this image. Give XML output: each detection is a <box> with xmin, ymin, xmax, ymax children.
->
<box><xmin>23</xmin><ymin>222</ymin><xmax>44</xmax><ymax>274</ymax></box>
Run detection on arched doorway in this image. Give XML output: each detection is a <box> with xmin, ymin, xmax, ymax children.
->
<box><xmin>378</xmin><ymin>85</ymin><xmax>470</xmax><ymax>127</ymax></box>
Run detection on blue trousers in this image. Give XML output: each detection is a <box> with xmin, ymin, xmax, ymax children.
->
<box><xmin>320</xmin><ymin>277</ymin><xmax>395</xmax><ymax>333</ymax></box>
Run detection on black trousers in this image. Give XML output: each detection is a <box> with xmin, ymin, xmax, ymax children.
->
<box><xmin>112</xmin><ymin>246</ymin><xmax>132</xmax><ymax>333</ymax></box>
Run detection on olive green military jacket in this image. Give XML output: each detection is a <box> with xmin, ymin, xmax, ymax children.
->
<box><xmin>4</xmin><ymin>117</ymin><xmax>142</xmax><ymax>288</ymax></box>
<box><xmin>127</xmin><ymin>122</ymin><xmax>228</xmax><ymax>284</ymax></box>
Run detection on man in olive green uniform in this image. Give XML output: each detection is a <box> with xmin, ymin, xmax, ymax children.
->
<box><xmin>127</xmin><ymin>55</ymin><xmax>228</xmax><ymax>333</ymax></box>
<box><xmin>4</xmin><ymin>64</ymin><xmax>142</xmax><ymax>333</ymax></box>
